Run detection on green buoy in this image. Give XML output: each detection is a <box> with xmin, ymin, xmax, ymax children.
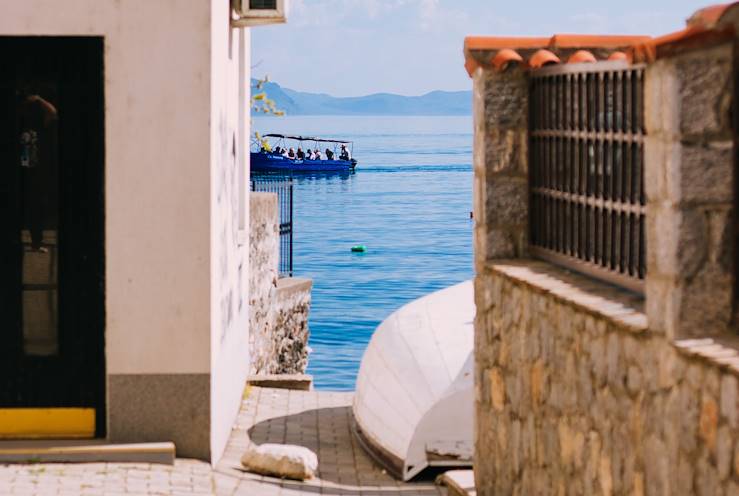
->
<box><xmin>351</xmin><ymin>244</ymin><xmax>367</xmax><ymax>253</ymax></box>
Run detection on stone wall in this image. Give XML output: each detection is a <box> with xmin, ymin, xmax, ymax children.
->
<box><xmin>644</xmin><ymin>42</ymin><xmax>735</xmax><ymax>339</ymax></box>
<box><xmin>272</xmin><ymin>277</ymin><xmax>313</xmax><ymax>374</ymax></box>
<box><xmin>472</xmin><ymin>65</ymin><xmax>529</xmax><ymax>268</ymax></box>
<box><xmin>249</xmin><ymin>193</ymin><xmax>312</xmax><ymax>375</ymax></box>
<box><xmin>249</xmin><ymin>193</ymin><xmax>279</xmax><ymax>374</ymax></box>
<box><xmin>471</xmin><ymin>37</ymin><xmax>739</xmax><ymax>496</ymax></box>
<box><xmin>475</xmin><ymin>260</ymin><xmax>739</xmax><ymax>495</ymax></box>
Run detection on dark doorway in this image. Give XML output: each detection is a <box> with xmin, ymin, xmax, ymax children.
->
<box><xmin>0</xmin><ymin>37</ymin><xmax>105</xmax><ymax>437</ymax></box>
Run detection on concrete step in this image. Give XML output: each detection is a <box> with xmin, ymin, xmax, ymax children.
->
<box><xmin>437</xmin><ymin>469</ymin><xmax>476</xmax><ymax>496</ymax></box>
<box><xmin>248</xmin><ymin>374</ymin><xmax>313</xmax><ymax>391</ymax></box>
<box><xmin>0</xmin><ymin>441</ymin><xmax>175</xmax><ymax>464</ymax></box>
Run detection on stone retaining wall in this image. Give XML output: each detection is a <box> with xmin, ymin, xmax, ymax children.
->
<box><xmin>272</xmin><ymin>277</ymin><xmax>312</xmax><ymax>374</ymax></box>
<box><xmin>475</xmin><ymin>260</ymin><xmax>739</xmax><ymax>495</ymax></box>
<box><xmin>249</xmin><ymin>193</ymin><xmax>312</xmax><ymax>375</ymax></box>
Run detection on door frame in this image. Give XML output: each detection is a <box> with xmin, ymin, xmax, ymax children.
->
<box><xmin>0</xmin><ymin>36</ymin><xmax>106</xmax><ymax>439</ymax></box>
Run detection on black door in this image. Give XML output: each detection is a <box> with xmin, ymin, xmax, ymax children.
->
<box><xmin>0</xmin><ymin>37</ymin><xmax>105</xmax><ymax>437</ymax></box>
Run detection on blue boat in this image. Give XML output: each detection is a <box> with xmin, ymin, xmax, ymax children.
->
<box><xmin>251</xmin><ymin>133</ymin><xmax>358</xmax><ymax>173</ymax></box>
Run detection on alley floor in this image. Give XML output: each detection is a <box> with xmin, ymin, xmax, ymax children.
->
<box><xmin>0</xmin><ymin>387</ymin><xmax>447</xmax><ymax>495</ymax></box>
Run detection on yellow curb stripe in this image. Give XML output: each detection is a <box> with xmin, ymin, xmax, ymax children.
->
<box><xmin>0</xmin><ymin>408</ymin><xmax>95</xmax><ymax>439</ymax></box>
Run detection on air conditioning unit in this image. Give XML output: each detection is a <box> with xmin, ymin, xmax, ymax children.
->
<box><xmin>231</xmin><ymin>0</ymin><xmax>287</xmax><ymax>27</ymax></box>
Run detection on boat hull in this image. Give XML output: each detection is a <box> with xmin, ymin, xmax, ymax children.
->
<box><xmin>251</xmin><ymin>152</ymin><xmax>356</xmax><ymax>172</ymax></box>
<box><xmin>352</xmin><ymin>280</ymin><xmax>475</xmax><ymax>481</ymax></box>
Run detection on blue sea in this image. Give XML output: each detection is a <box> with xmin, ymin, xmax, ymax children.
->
<box><xmin>253</xmin><ymin>115</ymin><xmax>474</xmax><ymax>391</ymax></box>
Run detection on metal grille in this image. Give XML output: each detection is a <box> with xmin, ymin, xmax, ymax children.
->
<box><xmin>251</xmin><ymin>177</ymin><xmax>293</xmax><ymax>278</ymax></box>
<box><xmin>529</xmin><ymin>61</ymin><xmax>646</xmax><ymax>294</ymax></box>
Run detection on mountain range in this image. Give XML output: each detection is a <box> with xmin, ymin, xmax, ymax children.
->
<box><xmin>252</xmin><ymin>79</ymin><xmax>471</xmax><ymax>116</ymax></box>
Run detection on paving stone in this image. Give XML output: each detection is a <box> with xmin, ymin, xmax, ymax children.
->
<box><xmin>0</xmin><ymin>387</ymin><xmax>441</xmax><ymax>495</ymax></box>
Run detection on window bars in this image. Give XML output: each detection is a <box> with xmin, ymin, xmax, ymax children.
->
<box><xmin>529</xmin><ymin>61</ymin><xmax>646</xmax><ymax>294</ymax></box>
<box><xmin>251</xmin><ymin>177</ymin><xmax>294</xmax><ymax>277</ymax></box>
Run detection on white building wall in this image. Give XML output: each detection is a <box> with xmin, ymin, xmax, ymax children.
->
<box><xmin>209</xmin><ymin>0</ymin><xmax>252</xmax><ymax>462</ymax></box>
<box><xmin>1</xmin><ymin>0</ymin><xmax>253</xmax><ymax>462</ymax></box>
<box><xmin>2</xmin><ymin>0</ymin><xmax>213</xmax><ymax>377</ymax></box>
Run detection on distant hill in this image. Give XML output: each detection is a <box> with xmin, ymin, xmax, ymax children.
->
<box><xmin>251</xmin><ymin>79</ymin><xmax>471</xmax><ymax>116</ymax></box>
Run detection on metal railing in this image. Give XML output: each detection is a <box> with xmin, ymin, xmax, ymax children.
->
<box><xmin>529</xmin><ymin>61</ymin><xmax>646</xmax><ymax>294</ymax></box>
<box><xmin>251</xmin><ymin>176</ymin><xmax>293</xmax><ymax>277</ymax></box>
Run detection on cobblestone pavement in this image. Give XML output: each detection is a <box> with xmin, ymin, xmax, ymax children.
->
<box><xmin>0</xmin><ymin>387</ymin><xmax>447</xmax><ymax>495</ymax></box>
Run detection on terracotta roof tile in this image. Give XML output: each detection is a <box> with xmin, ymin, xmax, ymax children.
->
<box><xmin>567</xmin><ymin>50</ymin><xmax>597</xmax><ymax>64</ymax></box>
<box><xmin>549</xmin><ymin>34</ymin><xmax>650</xmax><ymax>48</ymax></box>
<box><xmin>687</xmin><ymin>3</ymin><xmax>732</xmax><ymax>28</ymax></box>
<box><xmin>528</xmin><ymin>49</ymin><xmax>560</xmax><ymax>69</ymax></box>
<box><xmin>464</xmin><ymin>36</ymin><xmax>550</xmax><ymax>51</ymax></box>
<box><xmin>463</xmin><ymin>2</ymin><xmax>739</xmax><ymax>75</ymax></box>
<box><xmin>630</xmin><ymin>22</ymin><xmax>734</xmax><ymax>62</ymax></box>
<box><xmin>607</xmin><ymin>51</ymin><xmax>628</xmax><ymax>61</ymax></box>
<box><xmin>464</xmin><ymin>33</ymin><xmax>648</xmax><ymax>75</ymax></box>
<box><xmin>491</xmin><ymin>49</ymin><xmax>524</xmax><ymax>71</ymax></box>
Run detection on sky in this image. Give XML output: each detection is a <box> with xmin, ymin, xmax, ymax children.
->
<box><xmin>252</xmin><ymin>0</ymin><xmax>715</xmax><ymax>97</ymax></box>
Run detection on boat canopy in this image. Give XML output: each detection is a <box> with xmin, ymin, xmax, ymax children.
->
<box><xmin>352</xmin><ymin>280</ymin><xmax>475</xmax><ymax>481</ymax></box>
<box><xmin>262</xmin><ymin>133</ymin><xmax>352</xmax><ymax>144</ymax></box>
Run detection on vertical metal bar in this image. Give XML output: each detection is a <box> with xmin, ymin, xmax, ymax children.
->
<box><xmin>289</xmin><ymin>178</ymin><xmax>293</xmax><ymax>276</ymax></box>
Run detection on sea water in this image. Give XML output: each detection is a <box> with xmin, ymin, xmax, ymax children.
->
<box><xmin>253</xmin><ymin>115</ymin><xmax>473</xmax><ymax>390</ymax></box>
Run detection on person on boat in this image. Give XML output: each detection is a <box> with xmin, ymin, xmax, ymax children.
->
<box><xmin>314</xmin><ymin>148</ymin><xmax>323</xmax><ymax>160</ymax></box>
<box><xmin>305</xmin><ymin>149</ymin><xmax>314</xmax><ymax>160</ymax></box>
<box><xmin>325</xmin><ymin>148</ymin><xmax>335</xmax><ymax>160</ymax></box>
<box><xmin>287</xmin><ymin>147</ymin><xmax>296</xmax><ymax>159</ymax></box>
<box><xmin>296</xmin><ymin>147</ymin><xmax>305</xmax><ymax>160</ymax></box>
<box><xmin>273</xmin><ymin>146</ymin><xmax>281</xmax><ymax>155</ymax></box>
<box><xmin>339</xmin><ymin>144</ymin><xmax>351</xmax><ymax>161</ymax></box>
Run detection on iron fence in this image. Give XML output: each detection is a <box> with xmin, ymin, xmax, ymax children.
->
<box><xmin>529</xmin><ymin>61</ymin><xmax>646</xmax><ymax>294</ymax></box>
<box><xmin>251</xmin><ymin>176</ymin><xmax>293</xmax><ymax>277</ymax></box>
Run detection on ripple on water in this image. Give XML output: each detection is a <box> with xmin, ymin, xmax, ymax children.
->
<box><xmin>254</xmin><ymin>115</ymin><xmax>474</xmax><ymax>391</ymax></box>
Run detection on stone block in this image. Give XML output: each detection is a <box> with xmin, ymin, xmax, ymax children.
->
<box><xmin>484</xmin><ymin>227</ymin><xmax>516</xmax><ymax>259</ymax></box>
<box><xmin>720</xmin><ymin>374</ymin><xmax>738</xmax><ymax>429</ymax></box>
<box><xmin>485</xmin><ymin>129</ymin><xmax>528</xmax><ymax>176</ymax></box>
<box><xmin>675</xmin><ymin>44</ymin><xmax>733</xmax><ymax>138</ymax></box>
<box><xmin>485</xmin><ymin>177</ymin><xmax>528</xmax><ymax>227</ymax></box>
<box><xmin>437</xmin><ymin>469</ymin><xmax>476</xmax><ymax>496</ymax></box>
<box><xmin>643</xmin><ymin>137</ymin><xmax>675</xmax><ymax>202</ymax></box>
<box><xmin>645</xmin><ymin>205</ymin><xmax>678</xmax><ymax>278</ymax></box>
<box><xmin>472</xmin><ymin>68</ymin><xmax>487</xmax><ymax>134</ymax></box>
<box><xmin>473</xmin><ymin>174</ymin><xmax>486</xmax><ymax>222</ymax></box>
<box><xmin>717</xmin><ymin>425</ymin><xmax>732</xmax><ymax>481</ymax></box>
<box><xmin>489</xmin><ymin>367</ymin><xmax>505</xmax><ymax>412</ymax></box>
<box><xmin>699</xmin><ymin>396</ymin><xmax>719</xmax><ymax>453</ymax></box>
<box><xmin>707</xmin><ymin>207</ymin><xmax>734</xmax><ymax>272</ymax></box>
<box><xmin>679</xmin><ymin>266</ymin><xmax>733</xmax><ymax>337</ymax></box>
<box><xmin>645</xmin><ymin>59</ymin><xmax>679</xmax><ymax>136</ymax></box>
<box><xmin>483</xmin><ymin>70</ymin><xmax>528</xmax><ymax>130</ymax></box>
<box><xmin>678</xmin><ymin>142</ymin><xmax>733</xmax><ymax>204</ymax></box>
<box><xmin>645</xmin><ymin>277</ymin><xmax>684</xmax><ymax>339</ymax></box>
<box><xmin>241</xmin><ymin>443</ymin><xmax>318</xmax><ymax>480</ymax></box>
<box><xmin>675</xmin><ymin>208</ymin><xmax>709</xmax><ymax>279</ymax></box>
<box><xmin>647</xmin><ymin>204</ymin><xmax>714</xmax><ymax>281</ymax></box>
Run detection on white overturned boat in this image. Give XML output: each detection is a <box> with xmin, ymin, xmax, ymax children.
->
<box><xmin>352</xmin><ymin>280</ymin><xmax>475</xmax><ymax>481</ymax></box>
